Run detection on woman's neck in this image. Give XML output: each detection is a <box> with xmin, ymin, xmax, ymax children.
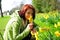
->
<box><xmin>23</xmin><ymin>20</ymin><xmax>29</xmax><ymax>26</ymax></box>
<box><xmin>23</xmin><ymin>20</ymin><xmax>27</xmax><ymax>24</ymax></box>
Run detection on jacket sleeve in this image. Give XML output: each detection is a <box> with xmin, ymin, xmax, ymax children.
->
<box><xmin>15</xmin><ymin>26</ymin><xmax>30</xmax><ymax>40</ymax></box>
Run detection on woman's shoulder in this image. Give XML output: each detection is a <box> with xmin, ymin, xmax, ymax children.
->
<box><xmin>10</xmin><ymin>10</ymin><xmax>22</xmax><ymax>22</ymax></box>
<box><xmin>6</xmin><ymin>11</ymin><xmax>23</xmax><ymax>29</ymax></box>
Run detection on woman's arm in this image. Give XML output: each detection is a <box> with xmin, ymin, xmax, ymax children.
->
<box><xmin>10</xmin><ymin>20</ymin><xmax>30</xmax><ymax>40</ymax></box>
<box><xmin>11</xmin><ymin>18</ymin><xmax>30</xmax><ymax>40</ymax></box>
<box><xmin>15</xmin><ymin>23</ymin><xmax>34</xmax><ymax>40</ymax></box>
<box><xmin>15</xmin><ymin>26</ymin><xmax>30</xmax><ymax>40</ymax></box>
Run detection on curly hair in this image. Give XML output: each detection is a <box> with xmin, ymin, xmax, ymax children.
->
<box><xmin>18</xmin><ymin>4</ymin><xmax>35</xmax><ymax>20</ymax></box>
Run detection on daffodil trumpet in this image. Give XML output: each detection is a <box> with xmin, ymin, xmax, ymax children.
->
<box><xmin>28</xmin><ymin>16</ymin><xmax>33</xmax><ymax>23</ymax></box>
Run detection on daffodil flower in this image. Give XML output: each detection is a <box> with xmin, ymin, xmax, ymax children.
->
<box><xmin>43</xmin><ymin>15</ymin><xmax>49</xmax><ymax>19</ymax></box>
<box><xmin>39</xmin><ymin>27</ymin><xmax>49</xmax><ymax>32</ymax></box>
<box><xmin>57</xmin><ymin>22</ymin><xmax>60</xmax><ymax>26</ymax></box>
<box><xmin>28</xmin><ymin>16</ymin><xmax>33</xmax><ymax>23</ymax></box>
<box><xmin>55</xmin><ymin>31</ymin><xmax>60</xmax><ymax>37</ymax></box>
<box><xmin>35</xmin><ymin>32</ymin><xmax>38</xmax><ymax>40</ymax></box>
<box><xmin>54</xmin><ymin>24</ymin><xmax>57</xmax><ymax>28</ymax></box>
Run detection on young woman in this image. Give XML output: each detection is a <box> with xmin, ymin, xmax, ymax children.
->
<box><xmin>3</xmin><ymin>4</ymin><xmax>38</xmax><ymax>40</ymax></box>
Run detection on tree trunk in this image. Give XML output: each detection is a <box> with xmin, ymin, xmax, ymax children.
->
<box><xmin>1</xmin><ymin>9</ymin><xmax>3</xmax><ymax>17</ymax></box>
<box><xmin>0</xmin><ymin>0</ymin><xmax>3</xmax><ymax>17</ymax></box>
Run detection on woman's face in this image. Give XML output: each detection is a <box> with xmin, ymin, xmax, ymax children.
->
<box><xmin>25</xmin><ymin>9</ymin><xmax>33</xmax><ymax>20</ymax></box>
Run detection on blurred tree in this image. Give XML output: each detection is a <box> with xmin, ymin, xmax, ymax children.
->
<box><xmin>32</xmin><ymin>0</ymin><xmax>42</xmax><ymax>13</ymax></box>
<box><xmin>0</xmin><ymin>0</ymin><xmax>3</xmax><ymax>17</ymax></box>
<box><xmin>56</xmin><ymin>0</ymin><xmax>60</xmax><ymax>10</ymax></box>
<box><xmin>32</xmin><ymin>0</ymin><xmax>56</xmax><ymax>13</ymax></box>
<box><xmin>9</xmin><ymin>2</ymin><xmax>24</xmax><ymax>15</ymax></box>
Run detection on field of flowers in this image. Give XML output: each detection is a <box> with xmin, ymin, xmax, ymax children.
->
<box><xmin>34</xmin><ymin>11</ymin><xmax>60</xmax><ymax>40</ymax></box>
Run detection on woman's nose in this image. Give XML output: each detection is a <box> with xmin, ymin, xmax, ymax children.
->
<box><xmin>30</xmin><ymin>14</ymin><xmax>32</xmax><ymax>17</ymax></box>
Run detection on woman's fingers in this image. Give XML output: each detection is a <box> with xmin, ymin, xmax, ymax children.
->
<box><xmin>29</xmin><ymin>23</ymin><xmax>33</xmax><ymax>30</ymax></box>
<box><xmin>27</xmin><ymin>23</ymin><xmax>33</xmax><ymax>30</ymax></box>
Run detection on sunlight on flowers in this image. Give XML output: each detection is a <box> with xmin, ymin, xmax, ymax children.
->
<box><xmin>43</xmin><ymin>14</ymin><xmax>49</xmax><ymax>19</ymax></box>
<box><xmin>57</xmin><ymin>22</ymin><xmax>60</xmax><ymax>26</ymax></box>
<box><xmin>55</xmin><ymin>31</ymin><xmax>60</xmax><ymax>37</ymax></box>
<box><xmin>54</xmin><ymin>24</ymin><xmax>57</xmax><ymax>28</ymax></box>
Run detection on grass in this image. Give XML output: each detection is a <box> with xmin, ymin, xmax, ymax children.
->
<box><xmin>0</xmin><ymin>16</ymin><xmax>10</xmax><ymax>35</ymax></box>
<box><xmin>0</xmin><ymin>16</ymin><xmax>10</xmax><ymax>40</ymax></box>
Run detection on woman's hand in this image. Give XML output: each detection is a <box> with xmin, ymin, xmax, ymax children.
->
<box><xmin>27</xmin><ymin>23</ymin><xmax>33</xmax><ymax>30</ymax></box>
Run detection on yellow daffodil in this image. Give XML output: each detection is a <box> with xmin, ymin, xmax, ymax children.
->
<box><xmin>57</xmin><ymin>22</ymin><xmax>60</xmax><ymax>26</ymax></box>
<box><xmin>35</xmin><ymin>32</ymin><xmax>38</xmax><ymax>40</ymax></box>
<box><xmin>31</xmin><ymin>29</ymin><xmax>39</xmax><ymax>40</ymax></box>
<box><xmin>39</xmin><ymin>27</ymin><xmax>49</xmax><ymax>32</ymax></box>
<box><xmin>31</xmin><ymin>31</ymin><xmax>35</xmax><ymax>36</ymax></box>
<box><xmin>43</xmin><ymin>15</ymin><xmax>49</xmax><ymax>19</ymax></box>
<box><xmin>28</xmin><ymin>16</ymin><xmax>33</xmax><ymax>23</ymax></box>
<box><xmin>55</xmin><ymin>31</ymin><xmax>60</xmax><ymax>37</ymax></box>
<box><xmin>54</xmin><ymin>24</ymin><xmax>57</xmax><ymax>28</ymax></box>
<box><xmin>31</xmin><ymin>30</ymin><xmax>38</xmax><ymax>40</ymax></box>
<box><xmin>39</xmin><ymin>28</ymin><xmax>44</xmax><ymax>32</ymax></box>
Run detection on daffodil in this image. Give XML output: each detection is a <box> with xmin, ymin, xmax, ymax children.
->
<box><xmin>43</xmin><ymin>15</ymin><xmax>49</xmax><ymax>19</ymax></box>
<box><xmin>35</xmin><ymin>32</ymin><xmax>38</xmax><ymax>40</ymax></box>
<box><xmin>31</xmin><ymin>30</ymin><xmax>38</xmax><ymax>40</ymax></box>
<box><xmin>39</xmin><ymin>27</ymin><xmax>49</xmax><ymax>32</ymax></box>
<box><xmin>54</xmin><ymin>24</ymin><xmax>57</xmax><ymax>28</ymax></box>
<box><xmin>31</xmin><ymin>31</ymin><xmax>35</xmax><ymax>36</ymax></box>
<box><xmin>55</xmin><ymin>31</ymin><xmax>60</xmax><ymax>37</ymax></box>
<box><xmin>28</xmin><ymin>16</ymin><xmax>33</xmax><ymax>23</ymax></box>
<box><xmin>39</xmin><ymin>28</ymin><xmax>46</xmax><ymax>32</ymax></box>
<box><xmin>57</xmin><ymin>22</ymin><xmax>60</xmax><ymax>26</ymax></box>
<box><xmin>39</xmin><ymin>28</ymin><xmax>44</xmax><ymax>32</ymax></box>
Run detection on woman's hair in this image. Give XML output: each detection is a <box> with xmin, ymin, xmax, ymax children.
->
<box><xmin>18</xmin><ymin>4</ymin><xmax>35</xmax><ymax>20</ymax></box>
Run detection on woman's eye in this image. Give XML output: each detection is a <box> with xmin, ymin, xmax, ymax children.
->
<box><xmin>28</xmin><ymin>12</ymin><xmax>30</xmax><ymax>14</ymax></box>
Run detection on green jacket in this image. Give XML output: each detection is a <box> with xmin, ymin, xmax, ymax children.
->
<box><xmin>3</xmin><ymin>11</ymin><xmax>39</xmax><ymax>40</ymax></box>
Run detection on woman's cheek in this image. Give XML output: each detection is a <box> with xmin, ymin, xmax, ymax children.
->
<box><xmin>27</xmin><ymin>15</ymin><xmax>30</xmax><ymax>18</ymax></box>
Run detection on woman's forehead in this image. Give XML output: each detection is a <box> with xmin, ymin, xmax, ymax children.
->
<box><xmin>26</xmin><ymin>9</ymin><xmax>33</xmax><ymax>13</ymax></box>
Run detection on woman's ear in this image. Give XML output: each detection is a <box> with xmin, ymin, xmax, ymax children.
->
<box><xmin>18</xmin><ymin>11</ymin><xmax>20</xmax><ymax>16</ymax></box>
<box><xmin>18</xmin><ymin>11</ymin><xmax>21</xmax><ymax>17</ymax></box>
<box><xmin>18</xmin><ymin>11</ymin><xmax>20</xmax><ymax>13</ymax></box>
